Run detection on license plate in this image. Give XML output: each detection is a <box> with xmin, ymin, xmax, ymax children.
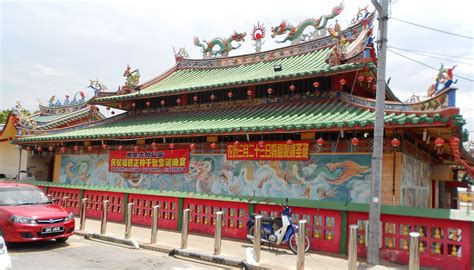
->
<box><xmin>41</xmin><ymin>226</ymin><xmax>64</xmax><ymax>234</ymax></box>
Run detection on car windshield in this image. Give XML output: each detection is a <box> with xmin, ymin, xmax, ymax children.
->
<box><xmin>0</xmin><ymin>186</ymin><xmax>51</xmax><ymax>206</ymax></box>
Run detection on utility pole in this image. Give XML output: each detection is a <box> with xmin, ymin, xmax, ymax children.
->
<box><xmin>368</xmin><ymin>0</ymin><xmax>389</xmax><ymax>265</ymax></box>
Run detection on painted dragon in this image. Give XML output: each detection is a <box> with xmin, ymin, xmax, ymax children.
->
<box><xmin>193</xmin><ymin>31</ymin><xmax>246</xmax><ymax>58</ymax></box>
<box><xmin>271</xmin><ymin>2</ymin><xmax>344</xmax><ymax>44</ymax></box>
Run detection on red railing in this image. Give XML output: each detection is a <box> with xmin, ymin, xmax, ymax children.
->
<box><xmin>83</xmin><ymin>190</ymin><xmax>124</xmax><ymax>222</ymax></box>
<box><xmin>47</xmin><ymin>187</ymin><xmax>81</xmax><ymax>215</ymax></box>
<box><xmin>129</xmin><ymin>194</ymin><xmax>178</xmax><ymax>230</ymax></box>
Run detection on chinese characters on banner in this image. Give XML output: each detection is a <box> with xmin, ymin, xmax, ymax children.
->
<box><xmin>109</xmin><ymin>149</ymin><xmax>190</xmax><ymax>173</ymax></box>
<box><xmin>226</xmin><ymin>141</ymin><xmax>310</xmax><ymax>160</ymax></box>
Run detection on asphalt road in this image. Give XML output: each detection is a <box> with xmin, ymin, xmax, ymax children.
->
<box><xmin>7</xmin><ymin>235</ymin><xmax>234</xmax><ymax>270</ymax></box>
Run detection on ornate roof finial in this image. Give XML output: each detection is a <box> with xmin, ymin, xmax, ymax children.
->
<box><xmin>173</xmin><ymin>47</ymin><xmax>189</xmax><ymax>63</ymax></box>
<box><xmin>250</xmin><ymin>22</ymin><xmax>266</xmax><ymax>53</ymax></box>
<box><xmin>88</xmin><ymin>79</ymin><xmax>108</xmax><ymax>93</ymax></box>
<box><xmin>193</xmin><ymin>31</ymin><xmax>247</xmax><ymax>58</ymax></box>
<box><xmin>117</xmin><ymin>65</ymin><xmax>140</xmax><ymax>95</ymax></box>
<box><xmin>427</xmin><ymin>64</ymin><xmax>457</xmax><ymax>97</ymax></box>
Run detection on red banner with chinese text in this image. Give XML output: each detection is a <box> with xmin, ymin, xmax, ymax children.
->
<box><xmin>108</xmin><ymin>149</ymin><xmax>190</xmax><ymax>174</ymax></box>
<box><xmin>226</xmin><ymin>141</ymin><xmax>310</xmax><ymax>160</ymax></box>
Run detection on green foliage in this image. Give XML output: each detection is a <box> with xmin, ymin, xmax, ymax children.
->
<box><xmin>0</xmin><ymin>110</ymin><xmax>11</xmax><ymax>124</ymax></box>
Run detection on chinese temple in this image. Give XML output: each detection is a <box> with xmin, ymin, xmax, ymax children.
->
<box><xmin>13</xmin><ymin>5</ymin><xmax>473</xmax><ymax>269</ymax></box>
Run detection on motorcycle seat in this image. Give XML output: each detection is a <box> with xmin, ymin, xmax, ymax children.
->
<box><xmin>249</xmin><ymin>213</ymin><xmax>278</xmax><ymax>223</ymax></box>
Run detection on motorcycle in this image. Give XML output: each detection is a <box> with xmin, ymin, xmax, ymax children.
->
<box><xmin>246</xmin><ymin>200</ymin><xmax>310</xmax><ymax>254</ymax></box>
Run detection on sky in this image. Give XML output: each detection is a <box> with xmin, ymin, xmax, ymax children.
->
<box><xmin>1</xmin><ymin>0</ymin><xmax>473</xmax><ymax>134</ymax></box>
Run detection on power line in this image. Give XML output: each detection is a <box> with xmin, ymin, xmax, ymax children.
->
<box><xmin>391</xmin><ymin>17</ymin><xmax>474</xmax><ymax>40</ymax></box>
<box><xmin>388</xmin><ymin>46</ymin><xmax>474</xmax><ymax>66</ymax></box>
<box><xmin>387</xmin><ymin>49</ymin><xmax>474</xmax><ymax>82</ymax></box>
<box><xmin>389</xmin><ymin>46</ymin><xmax>474</xmax><ymax>60</ymax></box>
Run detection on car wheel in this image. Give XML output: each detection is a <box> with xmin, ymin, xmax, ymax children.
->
<box><xmin>55</xmin><ymin>237</ymin><xmax>69</xmax><ymax>243</ymax></box>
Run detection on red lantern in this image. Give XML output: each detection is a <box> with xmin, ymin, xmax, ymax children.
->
<box><xmin>160</xmin><ymin>100</ymin><xmax>166</xmax><ymax>106</ymax></box>
<box><xmin>73</xmin><ymin>145</ymin><xmax>79</xmax><ymax>152</ymax></box>
<box><xmin>210</xmin><ymin>142</ymin><xmax>217</xmax><ymax>149</ymax></box>
<box><xmin>351</xmin><ymin>137</ymin><xmax>359</xmax><ymax>146</ymax></box>
<box><xmin>189</xmin><ymin>143</ymin><xmax>195</xmax><ymax>150</ymax></box>
<box><xmin>247</xmin><ymin>90</ymin><xmax>252</xmax><ymax>97</ymax></box>
<box><xmin>151</xmin><ymin>142</ymin><xmax>157</xmax><ymax>149</ymax></box>
<box><xmin>146</xmin><ymin>101</ymin><xmax>151</xmax><ymax>107</ymax></box>
<box><xmin>193</xmin><ymin>95</ymin><xmax>198</xmax><ymax>102</ymax></box>
<box><xmin>60</xmin><ymin>146</ymin><xmax>66</xmax><ymax>153</ymax></box>
<box><xmin>176</xmin><ymin>98</ymin><xmax>181</xmax><ymax>105</ymax></box>
<box><xmin>366</xmin><ymin>76</ymin><xmax>374</xmax><ymax>83</ymax></box>
<box><xmin>267</xmin><ymin>88</ymin><xmax>273</xmax><ymax>95</ymax></box>
<box><xmin>286</xmin><ymin>139</ymin><xmax>293</xmax><ymax>145</ymax></box>
<box><xmin>289</xmin><ymin>84</ymin><xmax>296</xmax><ymax>92</ymax></box>
<box><xmin>131</xmin><ymin>102</ymin><xmax>136</xmax><ymax>108</ymax></box>
<box><xmin>102</xmin><ymin>144</ymin><xmax>107</xmax><ymax>150</ymax></box>
<box><xmin>391</xmin><ymin>138</ymin><xmax>401</xmax><ymax>148</ymax></box>
<box><xmin>313</xmin><ymin>81</ymin><xmax>320</xmax><ymax>88</ymax></box>
<box><xmin>210</xmin><ymin>94</ymin><xmax>216</xmax><ymax>101</ymax></box>
<box><xmin>48</xmin><ymin>146</ymin><xmax>54</xmax><ymax>152</ymax></box>
<box><xmin>118</xmin><ymin>104</ymin><xmax>123</xmax><ymax>109</ymax></box>
<box><xmin>357</xmin><ymin>75</ymin><xmax>365</xmax><ymax>82</ymax></box>
<box><xmin>317</xmin><ymin>137</ymin><xmax>324</xmax><ymax>146</ymax></box>
<box><xmin>37</xmin><ymin>146</ymin><xmax>42</xmax><ymax>152</ymax></box>
<box><xmin>169</xmin><ymin>143</ymin><xmax>175</xmax><ymax>149</ymax></box>
<box><xmin>227</xmin><ymin>91</ymin><xmax>233</xmax><ymax>98</ymax></box>
<box><xmin>339</xmin><ymin>78</ymin><xmax>347</xmax><ymax>86</ymax></box>
<box><xmin>434</xmin><ymin>137</ymin><xmax>445</xmax><ymax>147</ymax></box>
<box><xmin>87</xmin><ymin>146</ymin><xmax>93</xmax><ymax>152</ymax></box>
<box><xmin>117</xmin><ymin>145</ymin><xmax>123</xmax><ymax>151</ymax></box>
<box><xmin>234</xmin><ymin>140</ymin><xmax>240</xmax><ymax>147</ymax></box>
<box><xmin>133</xmin><ymin>145</ymin><xmax>139</xmax><ymax>152</ymax></box>
<box><xmin>26</xmin><ymin>146</ymin><xmax>31</xmax><ymax>151</ymax></box>
<box><xmin>258</xmin><ymin>140</ymin><xmax>265</xmax><ymax>148</ymax></box>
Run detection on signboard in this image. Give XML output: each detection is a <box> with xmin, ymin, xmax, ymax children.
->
<box><xmin>109</xmin><ymin>149</ymin><xmax>190</xmax><ymax>173</ymax></box>
<box><xmin>226</xmin><ymin>141</ymin><xmax>310</xmax><ymax>160</ymax></box>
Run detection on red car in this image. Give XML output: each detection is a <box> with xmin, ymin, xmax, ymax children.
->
<box><xmin>0</xmin><ymin>182</ymin><xmax>75</xmax><ymax>243</ymax></box>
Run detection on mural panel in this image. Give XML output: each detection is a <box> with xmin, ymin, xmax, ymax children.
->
<box><xmin>59</xmin><ymin>153</ymin><xmax>372</xmax><ymax>203</ymax></box>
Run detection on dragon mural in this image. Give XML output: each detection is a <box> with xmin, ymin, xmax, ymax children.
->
<box><xmin>193</xmin><ymin>31</ymin><xmax>247</xmax><ymax>58</ymax></box>
<box><xmin>271</xmin><ymin>2</ymin><xmax>344</xmax><ymax>44</ymax></box>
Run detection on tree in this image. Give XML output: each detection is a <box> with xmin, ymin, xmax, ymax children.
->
<box><xmin>0</xmin><ymin>110</ymin><xmax>11</xmax><ymax>124</ymax></box>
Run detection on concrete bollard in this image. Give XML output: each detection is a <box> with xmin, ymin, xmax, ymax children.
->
<box><xmin>408</xmin><ymin>232</ymin><xmax>420</xmax><ymax>270</ymax></box>
<box><xmin>125</xmin><ymin>203</ymin><xmax>134</xmax><ymax>239</ymax></box>
<box><xmin>254</xmin><ymin>215</ymin><xmax>262</xmax><ymax>263</ymax></box>
<box><xmin>297</xmin><ymin>220</ymin><xmax>307</xmax><ymax>270</ymax></box>
<box><xmin>79</xmin><ymin>198</ymin><xmax>88</xmax><ymax>231</ymax></box>
<box><xmin>214</xmin><ymin>211</ymin><xmax>223</xmax><ymax>255</ymax></box>
<box><xmin>150</xmin><ymin>205</ymin><xmax>160</xmax><ymax>244</ymax></box>
<box><xmin>348</xmin><ymin>225</ymin><xmax>359</xmax><ymax>270</ymax></box>
<box><xmin>100</xmin><ymin>200</ymin><xmax>109</xmax><ymax>235</ymax></box>
<box><xmin>181</xmin><ymin>209</ymin><xmax>190</xmax><ymax>249</ymax></box>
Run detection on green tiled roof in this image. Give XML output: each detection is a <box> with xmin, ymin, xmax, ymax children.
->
<box><xmin>17</xmin><ymin>98</ymin><xmax>442</xmax><ymax>143</ymax></box>
<box><xmin>95</xmin><ymin>48</ymin><xmax>367</xmax><ymax>103</ymax></box>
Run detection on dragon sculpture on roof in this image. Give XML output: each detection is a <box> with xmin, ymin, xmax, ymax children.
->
<box><xmin>271</xmin><ymin>2</ymin><xmax>344</xmax><ymax>44</ymax></box>
<box><xmin>193</xmin><ymin>31</ymin><xmax>247</xmax><ymax>58</ymax></box>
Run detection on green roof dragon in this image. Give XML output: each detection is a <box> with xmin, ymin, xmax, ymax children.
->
<box><xmin>193</xmin><ymin>31</ymin><xmax>247</xmax><ymax>58</ymax></box>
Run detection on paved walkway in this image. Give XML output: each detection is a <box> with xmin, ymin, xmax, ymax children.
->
<box><xmin>74</xmin><ymin>218</ymin><xmax>404</xmax><ymax>270</ymax></box>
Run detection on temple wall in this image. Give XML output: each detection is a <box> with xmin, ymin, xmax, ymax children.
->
<box><xmin>0</xmin><ymin>142</ymin><xmax>26</xmax><ymax>178</ymax></box>
<box><xmin>56</xmin><ymin>152</ymin><xmax>373</xmax><ymax>203</ymax></box>
<box><xmin>381</xmin><ymin>152</ymin><xmax>402</xmax><ymax>206</ymax></box>
<box><xmin>399</xmin><ymin>153</ymin><xmax>432</xmax><ymax>208</ymax></box>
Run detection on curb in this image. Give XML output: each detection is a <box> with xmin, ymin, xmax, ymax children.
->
<box><xmin>83</xmin><ymin>232</ymin><xmax>139</xmax><ymax>249</ymax></box>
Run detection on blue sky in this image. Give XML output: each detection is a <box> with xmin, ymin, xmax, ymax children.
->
<box><xmin>1</xmin><ymin>0</ymin><xmax>473</xmax><ymax>133</ymax></box>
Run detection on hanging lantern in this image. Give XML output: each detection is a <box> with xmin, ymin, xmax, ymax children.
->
<box><xmin>351</xmin><ymin>137</ymin><xmax>359</xmax><ymax>146</ymax></box>
<box><xmin>60</xmin><ymin>146</ymin><xmax>66</xmax><ymax>153</ymax></box>
<box><xmin>267</xmin><ymin>88</ymin><xmax>273</xmax><ymax>95</ymax></box>
<box><xmin>227</xmin><ymin>91</ymin><xmax>233</xmax><ymax>99</ymax></box>
<box><xmin>193</xmin><ymin>95</ymin><xmax>198</xmax><ymax>103</ymax></box>
<box><xmin>357</xmin><ymin>75</ymin><xmax>365</xmax><ymax>86</ymax></box>
<box><xmin>118</xmin><ymin>104</ymin><xmax>123</xmax><ymax>109</ymax></box>
<box><xmin>26</xmin><ymin>146</ymin><xmax>31</xmax><ymax>152</ymax></box>
<box><xmin>73</xmin><ymin>145</ymin><xmax>79</xmax><ymax>152</ymax></box>
<box><xmin>210</xmin><ymin>142</ymin><xmax>217</xmax><ymax>149</ymax></box>
<box><xmin>169</xmin><ymin>143</ymin><xmax>175</xmax><ymax>149</ymax></box>
<box><xmin>176</xmin><ymin>98</ymin><xmax>181</xmax><ymax>105</ymax></box>
<box><xmin>117</xmin><ymin>145</ymin><xmax>123</xmax><ymax>151</ymax></box>
<box><xmin>87</xmin><ymin>146</ymin><xmax>93</xmax><ymax>152</ymax></box>
<box><xmin>106</xmin><ymin>107</ymin><xmax>110</xmax><ymax>110</ymax></box>
<box><xmin>210</xmin><ymin>94</ymin><xmax>216</xmax><ymax>101</ymax></box>
<box><xmin>160</xmin><ymin>99</ymin><xmax>166</xmax><ymax>106</ymax></box>
<box><xmin>391</xmin><ymin>138</ymin><xmax>401</xmax><ymax>148</ymax></box>
<box><xmin>317</xmin><ymin>137</ymin><xmax>325</xmax><ymax>146</ymax></box>
<box><xmin>102</xmin><ymin>144</ymin><xmax>107</xmax><ymax>150</ymax></box>
<box><xmin>131</xmin><ymin>102</ymin><xmax>136</xmax><ymax>108</ymax></box>
<box><xmin>339</xmin><ymin>78</ymin><xmax>347</xmax><ymax>87</ymax></box>
<box><xmin>366</xmin><ymin>76</ymin><xmax>374</xmax><ymax>84</ymax></box>
<box><xmin>189</xmin><ymin>143</ymin><xmax>195</xmax><ymax>150</ymax></box>
<box><xmin>258</xmin><ymin>140</ymin><xmax>265</xmax><ymax>148</ymax></box>
<box><xmin>48</xmin><ymin>146</ymin><xmax>54</xmax><ymax>152</ymax></box>
<box><xmin>313</xmin><ymin>81</ymin><xmax>320</xmax><ymax>88</ymax></box>
<box><xmin>37</xmin><ymin>146</ymin><xmax>42</xmax><ymax>152</ymax></box>
<box><xmin>289</xmin><ymin>84</ymin><xmax>296</xmax><ymax>92</ymax></box>
<box><xmin>151</xmin><ymin>142</ymin><xmax>157</xmax><ymax>149</ymax></box>
<box><xmin>434</xmin><ymin>137</ymin><xmax>445</xmax><ymax>147</ymax></box>
<box><xmin>286</xmin><ymin>139</ymin><xmax>293</xmax><ymax>145</ymax></box>
<box><xmin>246</xmin><ymin>90</ymin><xmax>253</xmax><ymax>98</ymax></box>
<box><xmin>146</xmin><ymin>101</ymin><xmax>151</xmax><ymax>107</ymax></box>
<box><xmin>133</xmin><ymin>145</ymin><xmax>139</xmax><ymax>152</ymax></box>
<box><xmin>233</xmin><ymin>140</ymin><xmax>240</xmax><ymax>147</ymax></box>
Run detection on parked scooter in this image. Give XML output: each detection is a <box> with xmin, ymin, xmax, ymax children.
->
<box><xmin>246</xmin><ymin>199</ymin><xmax>310</xmax><ymax>254</ymax></box>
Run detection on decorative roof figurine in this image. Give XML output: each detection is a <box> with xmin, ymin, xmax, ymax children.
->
<box><xmin>88</xmin><ymin>79</ymin><xmax>108</xmax><ymax>93</ymax></box>
<box><xmin>193</xmin><ymin>31</ymin><xmax>247</xmax><ymax>58</ymax></box>
<box><xmin>63</xmin><ymin>94</ymin><xmax>70</xmax><ymax>106</ymax></box>
<box><xmin>118</xmin><ymin>65</ymin><xmax>140</xmax><ymax>95</ymax></box>
<box><xmin>173</xmin><ymin>47</ymin><xmax>189</xmax><ymax>63</ymax></box>
<box><xmin>325</xmin><ymin>20</ymin><xmax>348</xmax><ymax>66</ymax></box>
<box><xmin>351</xmin><ymin>6</ymin><xmax>370</xmax><ymax>26</ymax></box>
<box><xmin>14</xmin><ymin>101</ymin><xmax>36</xmax><ymax>130</ymax></box>
<box><xmin>250</xmin><ymin>22</ymin><xmax>266</xmax><ymax>53</ymax></box>
<box><xmin>428</xmin><ymin>64</ymin><xmax>457</xmax><ymax>97</ymax></box>
<box><xmin>271</xmin><ymin>2</ymin><xmax>344</xmax><ymax>45</ymax></box>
